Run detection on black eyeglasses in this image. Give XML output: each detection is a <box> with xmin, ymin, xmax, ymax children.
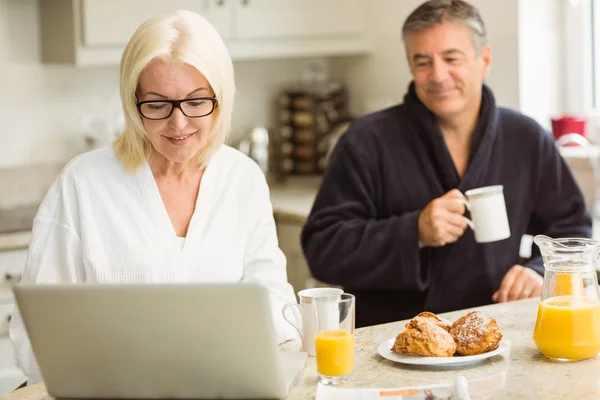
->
<box><xmin>136</xmin><ymin>97</ymin><xmax>218</xmax><ymax>120</ymax></box>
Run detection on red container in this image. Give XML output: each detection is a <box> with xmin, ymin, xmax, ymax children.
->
<box><xmin>551</xmin><ymin>116</ymin><xmax>587</xmax><ymax>141</ymax></box>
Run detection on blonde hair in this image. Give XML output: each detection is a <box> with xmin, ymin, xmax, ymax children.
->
<box><xmin>114</xmin><ymin>10</ymin><xmax>235</xmax><ymax>171</ymax></box>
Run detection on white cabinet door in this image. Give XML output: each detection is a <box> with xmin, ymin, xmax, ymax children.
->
<box><xmin>235</xmin><ymin>0</ymin><xmax>366</xmax><ymax>39</ymax></box>
<box><xmin>0</xmin><ymin>301</ymin><xmax>25</xmax><ymax>394</ymax></box>
<box><xmin>81</xmin><ymin>0</ymin><xmax>231</xmax><ymax>47</ymax></box>
<box><xmin>276</xmin><ymin>220</ymin><xmax>337</xmax><ymax>294</ymax></box>
<box><xmin>0</xmin><ymin>249</ymin><xmax>26</xmax><ymax>302</ymax></box>
<box><xmin>40</xmin><ymin>0</ymin><xmax>372</xmax><ymax>65</ymax></box>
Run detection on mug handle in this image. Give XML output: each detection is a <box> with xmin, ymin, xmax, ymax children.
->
<box><xmin>459</xmin><ymin>199</ymin><xmax>475</xmax><ymax>230</ymax></box>
<box><xmin>282</xmin><ymin>303</ymin><xmax>303</xmax><ymax>338</ymax></box>
<box><xmin>459</xmin><ymin>198</ymin><xmax>471</xmax><ymax>211</ymax></box>
<box><xmin>464</xmin><ymin>217</ymin><xmax>475</xmax><ymax>230</ymax></box>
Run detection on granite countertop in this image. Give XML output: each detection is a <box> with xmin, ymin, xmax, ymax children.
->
<box><xmin>0</xmin><ymin>177</ymin><xmax>320</xmax><ymax>251</ymax></box>
<box><xmin>283</xmin><ymin>298</ymin><xmax>600</xmax><ymax>399</ymax></box>
<box><xmin>268</xmin><ymin>178</ymin><xmax>600</xmax><ymax>246</ymax></box>
<box><xmin>9</xmin><ymin>298</ymin><xmax>600</xmax><ymax>399</ymax></box>
<box><xmin>0</xmin><ymin>206</ymin><xmax>37</xmax><ymax>234</ymax></box>
<box><xmin>0</xmin><ymin>206</ymin><xmax>37</xmax><ymax>250</ymax></box>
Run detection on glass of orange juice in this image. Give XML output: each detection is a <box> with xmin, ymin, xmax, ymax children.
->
<box><xmin>533</xmin><ymin>235</ymin><xmax>600</xmax><ymax>362</ymax></box>
<box><xmin>313</xmin><ymin>293</ymin><xmax>355</xmax><ymax>384</ymax></box>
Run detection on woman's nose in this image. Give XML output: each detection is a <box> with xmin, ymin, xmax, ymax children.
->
<box><xmin>168</xmin><ymin>107</ymin><xmax>188</xmax><ymax>130</ymax></box>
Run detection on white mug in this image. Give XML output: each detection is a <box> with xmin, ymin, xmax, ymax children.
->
<box><xmin>282</xmin><ymin>287</ymin><xmax>343</xmax><ymax>356</ymax></box>
<box><xmin>463</xmin><ymin>185</ymin><xmax>511</xmax><ymax>243</ymax></box>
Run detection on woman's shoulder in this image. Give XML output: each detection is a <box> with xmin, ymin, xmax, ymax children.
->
<box><xmin>209</xmin><ymin>145</ymin><xmax>271</xmax><ymax>203</ymax></box>
<box><xmin>61</xmin><ymin>147</ymin><xmax>123</xmax><ymax>177</ymax></box>
<box><xmin>35</xmin><ymin>147</ymin><xmax>123</xmax><ymax>222</ymax></box>
<box><xmin>211</xmin><ymin>145</ymin><xmax>266</xmax><ymax>180</ymax></box>
<box><xmin>53</xmin><ymin>147</ymin><xmax>128</xmax><ymax>192</ymax></box>
<box><xmin>67</xmin><ymin>146</ymin><xmax>119</xmax><ymax>167</ymax></box>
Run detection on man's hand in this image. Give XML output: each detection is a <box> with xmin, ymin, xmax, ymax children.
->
<box><xmin>492</xmin><ymin>265</ymin><xmax>542</xmax><ymax>303</ymax></box>
<box><xmin>418</xmin><ymin>189</ymin><xmax>468</xmax><ymax>248</ymax></box>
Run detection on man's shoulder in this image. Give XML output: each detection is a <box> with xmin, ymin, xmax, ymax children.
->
<box><xmin>342</xmin><ymin>104</ymin><xmax>407</xmax><ymax>144</ymax></box>
<box><xmin>497</xmin><ymin>107</ymin><xmax>553</xmax><ymax>144</ymax></box>
<box><xmin>498</xmin><ymin>107</ymin><xmax>538</xmax><ymax>127</ymax></box>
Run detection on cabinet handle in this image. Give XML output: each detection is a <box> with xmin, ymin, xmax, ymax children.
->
<box><xmin>241</xmin><ymin>0</ymin><xmax>249</xmax><ymax>5</ymax></box>
<box><xmin>216</xmin><ymin>0</ymin><xmax>225</xmax><ymax>6</ymax></box>
<box><xmin>4</xmin><ymin>273</ymin><xmax>21</xmax><ymax>285</ymax></box>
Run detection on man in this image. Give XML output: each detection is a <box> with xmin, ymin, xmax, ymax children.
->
<box><xmin>301</xmin><ymin>0</ymin><xmax>591</xmax><ymax>328</ymax></box>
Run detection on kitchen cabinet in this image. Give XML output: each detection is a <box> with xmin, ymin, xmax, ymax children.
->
<box><xmin>80</xmin><ymin>0</ymin><xmax>231</xmax><ymax>46</ymax></box>
<box><xmin>39</xmin><ymin>0</ymin><xmax>371</xmax><ymax>66</ymax></box>
<box><xmin>0</xmin><ymin>248</ymin><xmax>27</xmax><ymax>395</ymax></box>
<box><xmin>270</xmin><ymin>179</ymin><xmax>338</xmax><ymax>294</ymax></box>
<box><xmin>277</xmin><ymin>221</ymin><xmax>310</xmax><ymax>294</ymax></box>
<box><xmin>235</xmin><ymin>0</ymin><xmax>365</xmax><ymax>39</ymax></box>
<box><xmin>276</xmin><ymin>219</ymin><xmax>337</xmax><ymax>294</ymax></box>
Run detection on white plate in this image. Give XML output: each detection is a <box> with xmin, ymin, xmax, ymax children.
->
<box><xmin>377</xmin><ymin>338</ymin><xmax>510</xmax><ymax>366</ymax></box>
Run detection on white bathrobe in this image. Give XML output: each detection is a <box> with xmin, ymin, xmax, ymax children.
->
<box><xmin>9</xmin><ymin>145</ymin><xmax>299</xmax><ymax>384</ymax></box>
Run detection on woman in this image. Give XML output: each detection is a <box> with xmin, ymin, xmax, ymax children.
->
<box><xmin>10</xmin><ymin>10</ymin><xmax>298</xmax><ymax>384</ymax></box>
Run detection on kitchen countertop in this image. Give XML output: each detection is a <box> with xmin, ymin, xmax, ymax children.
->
<box><xmin>0</xmin><ymin>231</ymin><xmax>32</xmax><ymax>251</ymax></box>
<box><xmin>284</xmin><ymin>297</ymin><xmax>600</xmax><ymax>399</ymax></box>
<box><xmin>268</xmin><ymin>179</ymin><xmax>600</xmax><ymax>243</ymax></box>
<box><xmin>0</xmin><ymin>206</ymin><xmax>37</xmax><ymax>251</ymax></box>
<box><xmin>3</xmin><ymin>177</ymin><xmax>600</xmax><ymax>248</ymax></box>
<box><xmin>0</xmin><ymin>206</ymin><xmax>37</xmax><ymax>234</ymax></box>
<box><xmin>8</xmin><ymin>298</ymin><xmax>600</xmax><ymax>399</ymax></box>
<box><xmin>0</xmin><ymin>177</ymin><xmax>321</xmax><ymax>252</ymax></box>
<box><xmin>269</xmin><ymin>177</ymin><xmax>320</xmax><ymax>224</ymax></box>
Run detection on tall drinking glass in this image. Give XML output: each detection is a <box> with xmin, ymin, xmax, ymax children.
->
<box><xmin>313</xmin><ymin>293</ymin><xmax>355</xmax><ymax>385</ymax></box>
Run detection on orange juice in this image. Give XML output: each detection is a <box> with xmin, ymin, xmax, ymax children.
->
<box><xmin>315</xmin><ymin>330</ymin><xmax>354</xmax><ymax>376</ymax></box>
<box><xmin>533</xmin><ymin>296</ymin><xmax>600</xmax><ymax>360</ymax></box>
<box><xmin>554</xmin><ymin>273</ymin><xmax>584</xmax><ymax>296</ymax></box>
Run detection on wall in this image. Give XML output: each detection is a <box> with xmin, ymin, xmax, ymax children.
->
<box><xmin>0</xmin><ymin>0</ymin><xmax>328</xmax><ymax>168</ymax></box>
<box><xmin>0</xmin><ymin>0</ymin><xmax>569</xmax><ymax>168</ymax></box>
<box><xmin>0</xmin><ymin>0</ymin><xmax>118</xmax><ymax>167</ymax></box>
<box><xmin>329</xmin><ymin>0</ymin><xmax>564</xmax><ymax>131</ymax></box>
<box><xmin>518</xmin><ymin>0</ymin><xmax>565</xmax><ymax>130</ymax></box>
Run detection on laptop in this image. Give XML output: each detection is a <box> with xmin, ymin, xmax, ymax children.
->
<box><xmin>13</xmin><ymin>283</ymin><xmax>307</xmax><ymax>399</ymax></box>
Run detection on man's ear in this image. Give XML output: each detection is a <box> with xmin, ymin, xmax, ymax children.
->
<box><xmin>481</xmin><ymin>43</ymin><xmax>492</xmax><ymax>79</ymax></box>
<box><xmin>404</xmin><ymin>45</ymin><xmax>416</xmax><ymax>75</ymax></box>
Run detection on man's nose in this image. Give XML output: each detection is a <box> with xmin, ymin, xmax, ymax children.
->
<box><xmin>430</xmin><ymin>59</ymin><xmax>449</xmax><ymax>83</ymax></box>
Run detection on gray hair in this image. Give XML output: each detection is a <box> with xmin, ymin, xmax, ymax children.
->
<box><xmin>402</xmin><ymin>0</ymin><xmax>488</xmax><ymax>54</ymax></box>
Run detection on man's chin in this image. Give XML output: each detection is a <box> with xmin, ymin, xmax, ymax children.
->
<box><xmin>426</xmin><ymin>102</ymin><xmax>465</xmax><ymax>120</ymax></box>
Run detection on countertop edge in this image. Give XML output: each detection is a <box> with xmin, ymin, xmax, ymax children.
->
<box><xmin>0</xmin><ymin>231</ymin><xmax>32</xmax><ymax>251</ymax></box>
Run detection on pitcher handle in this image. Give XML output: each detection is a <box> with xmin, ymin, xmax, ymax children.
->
<box><xmin>555</xmin><ymin>133</ymin><xmax>590</xmax><ymax>148</ymax></box>
<box><xmin>282</xmin><ymin>303</ymin><xmax>303</xmax><ymax>338</ymax></box>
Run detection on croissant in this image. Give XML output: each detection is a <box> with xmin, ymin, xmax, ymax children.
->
<box><xmin>450</xmin><ymin>311</ymin><xmax>502</xmax><ymax>356</ymax></box>
<box><xmin>392</xmin><ymin>317</ymin><xmax>456</xmax><ymax>357</ymax></box>
<box><xmin>409</xmin><ymin>311</ymin><xmax>452</xmax><ymax>332</ymax></box>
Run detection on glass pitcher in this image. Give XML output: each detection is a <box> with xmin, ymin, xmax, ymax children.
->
<box><xmin>532</xmin><ymin>235</ymin><xmax>600</xmax><ymax>361</ymax></box>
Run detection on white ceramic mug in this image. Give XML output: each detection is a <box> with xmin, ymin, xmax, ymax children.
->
<box><xmin>463</xmin><ymin>185</ymin><xmax>511</xmax><ymax>243</ymax></box>
<box><xmin>282</xmin><ymin>287</ymin><xmax>343</xmax><ymax>356</ymax></box>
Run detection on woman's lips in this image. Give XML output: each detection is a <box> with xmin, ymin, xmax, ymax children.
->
<box><xmin>165</xmin><ymin>132</ymin><xmax>196</xmax><ymax>146</ymax></box>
